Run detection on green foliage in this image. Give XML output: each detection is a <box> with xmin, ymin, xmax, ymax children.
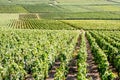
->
<box><xmin>77</xmin><ymin>32</ymin><xmax>88</xmax><ymax>80</ymax></box>
<box><xmin>63</xmin><ymin>20</ymin><xmax>120</xmax><ymax>30</ymax></box>
<box><xmin>22</xmin><ymin>4</ymin><xmax>59</xmax><ymax>13</ymax></box>
<box><xmin>0</xmin><ymin>0</ymin><xmax>50</xmax><ymax>5</ymax></box>
<box><xmin>90</xmin><ymin>31</ymin><xmax>119</xmax><ymax>65</ymax></box>
<box><xmin>0</xmin><ymin>29</ymin><xmax>79</xmax><ymax>79</ymax></box>
<box><xmin>86</xmin><ymin>32</ymin><xmax>116</xmax><ymax>80</ymax></box>
<box><xmin>54</xmin><ymin>62</ymin><xmax>68</xmax><ymax>80</ymax></box>
<box><xmin>0</xmin><ymin>5</ymin><xmax>28</xmax><ymax>13</ymax></box>
<box><xmin>8</xmin><ymin>20</ymin><xmax>75</xmax><ymax>30</ymax></box>
<box><xmin>54</xmin><ymin>31</ymin><xmax>78</xmax><ymax>80</ymax></box>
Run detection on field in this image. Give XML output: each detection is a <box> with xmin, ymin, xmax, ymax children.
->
<box><xmin>62</xmin><ymin>20</ymin><xmax>120</xmax><ymax>30</ymax></box>
<box><xmin>0</xmin><ymin>0</ymin><xmax>120</xmax><ymax>80</ymax></box>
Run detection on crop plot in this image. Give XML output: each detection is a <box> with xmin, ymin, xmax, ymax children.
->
<box><xmin>0</xmin><ymin>0</ymin><xmax>120</xmax><ymax>80</ymax></box>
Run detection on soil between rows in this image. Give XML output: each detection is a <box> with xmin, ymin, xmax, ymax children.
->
<box><xmin>85</xmin><ymin>36</ymin><xmax>101</xmax><ymax>80</ymax></box>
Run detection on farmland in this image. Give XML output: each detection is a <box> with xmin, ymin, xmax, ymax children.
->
<box><xmin>62</xmin><ymin>20</ymin><xmax>120</xmax><ymax>30</ymax></box>
<box><xmin>0</xmin><ymin>0</ymin><xmax>120</xmax><ymax>80</ymax></box>
<box><xmin>0</xmin><ymin>29</ymin><xmax>120</xmax><ymax>80</ymax></box>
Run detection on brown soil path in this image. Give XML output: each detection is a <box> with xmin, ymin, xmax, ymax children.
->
<box><xmin>66</xmin><ymin>58</ymin><xmax>77</xmax><ymax>80</ymax></box>
<box><xmin>46</xmin><ymin>32</ymin><xmax>81</xmax><ymax>80</ymax></box>
<box><xmin>109</xmin><ymin>63</ymin><xmax>120</xmax><ymax>80</ymax></box>
<box><xmin>85</xmin><ymin>36</ymin><xmax>101</xmax><ymax>80</ymax></box>
<box><xmin>36</xmin><ymin>13</ymin><xmax>40</xmax><ymax>19</ymax></box>
<box><xmin>66</xmin><ymin>34</ymin><xmax>81</xmax><ymax>80</ymax></box>
<box><xmin>46</xmin><ymin>60</ymin><xmax>61</xmax><ymax>80</ymax></box>
<box><xmin>25</xmin><ymin>74</ymin><xmax>34</xmax><ymax>80</ymax></box>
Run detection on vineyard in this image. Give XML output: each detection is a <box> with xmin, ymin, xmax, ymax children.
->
<box><xmin>0</xmin><ymin>29</ymin><xmax>120</xmax><ymax>80</ymax></box>
<box><xmin>7</xmin><ymin>20</ymin><xmax>75</xmax><ymax>30</ymax></box>
<box><xmin>0</xmin><ymin>0</ymin><xmax>120</xmax><ymax>80</ymax></box>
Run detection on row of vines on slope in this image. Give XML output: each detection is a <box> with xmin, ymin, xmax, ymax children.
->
<box><xmin>89</xmin><ymin>31</ymin><xmax>120</xmax><ymax>78</ymax></box>
<box><xmin>0</xmin><ymin>29</ymin><xmax>79</xmax><ymax>80</ymax></box>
